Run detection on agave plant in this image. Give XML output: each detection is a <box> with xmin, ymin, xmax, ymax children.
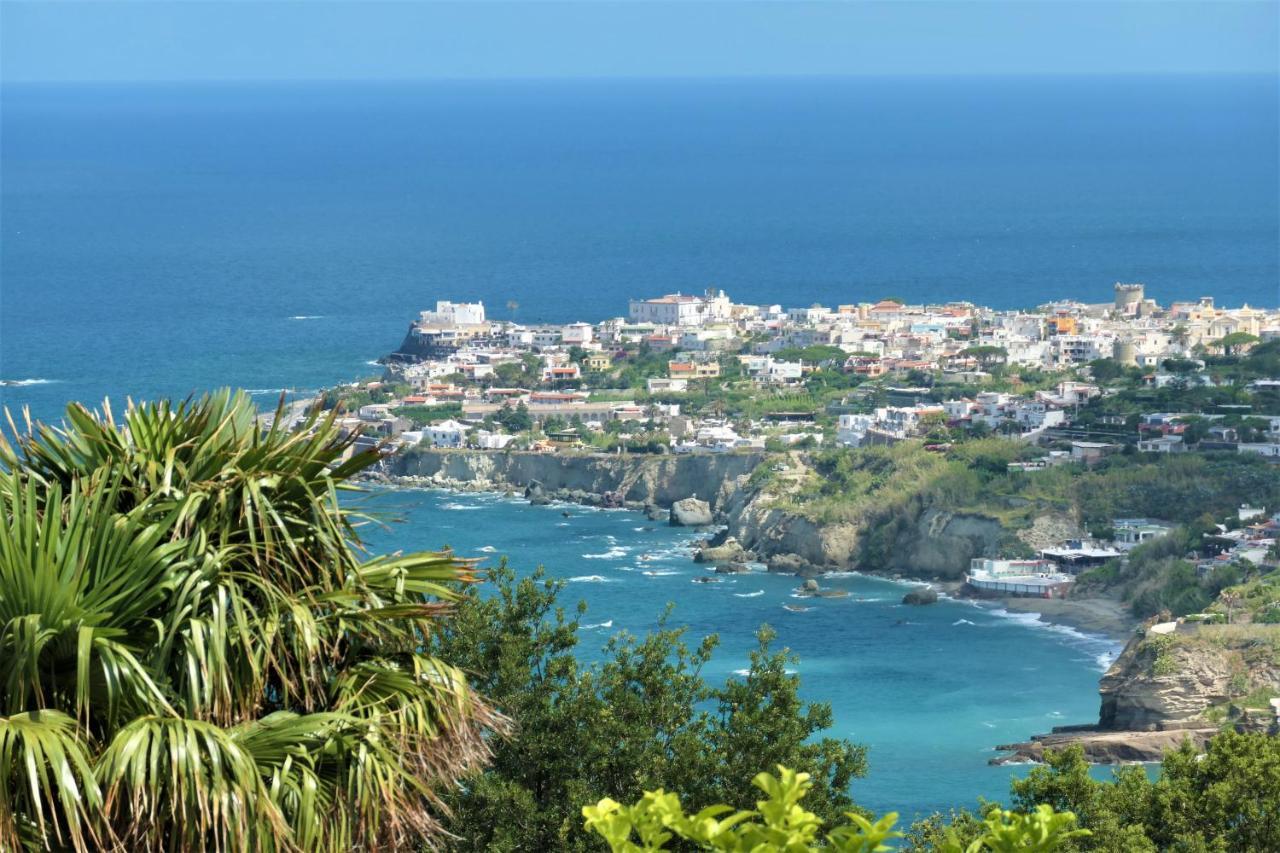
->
<box><xmin>0</xmin><ymin>390</ymin><xmax>503</xmax><ymax>851</ymax></box>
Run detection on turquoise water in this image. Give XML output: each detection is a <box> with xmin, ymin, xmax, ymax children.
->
<box><xmin>361</xmin><ymin>487</ymin><xmax>1120</xmax><ymax>817</ymax></box>
<box><xmin>2</xmin><ymin>76</ymin><xmax>1277</xmax><ymax>423</ymax></box>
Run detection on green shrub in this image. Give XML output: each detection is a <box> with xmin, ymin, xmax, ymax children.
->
<box><xmin>582</xmin><ymin>766</ymin><xmax>1088</xmax><ymax>852</ymax></box>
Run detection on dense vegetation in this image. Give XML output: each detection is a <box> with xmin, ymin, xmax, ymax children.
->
<box><xmin>442</xmin><ymin>561</ymin><xmax>1279</xmax><ymax>852</ymax></box>
<box><xmin>0</xmin><ymin>392</ymin><xmax>498</xmax><ymax>850</ymax></box>
<box><xmin>432</xmin><ymin>565</ymin><xmax>866</xmax><ymax>851</ymax></box>
<box><xmin>583</xmin><ymin>767</ymin><xmax>1086</xmax><ymax>852</ymax></box>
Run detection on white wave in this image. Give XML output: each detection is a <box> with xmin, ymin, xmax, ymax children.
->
<box><xmin>289</xmin><ymin>315</ymin><xmax>324</xmax><ymax>320</ymax></box>
<box><xmin>981</xmin><ymin>607</ymin><xmax>1124</xmax><ymax>671</ymax></box>
<box><xmin>245</xmin><ymin>388</ymin><xmax>315</xmax><ymax>396</ymax></box>
<box><xmin>583</xmin><ymin>620</ymin><xmax>614</xmax><ymax>629</ymax></box>
<box><xmin>1045</xmin><ymin>710</ymin><xmax>1065</xmax><ymax>719</ymax></box>
<box><xmin>642</xmin><ymin>570</ymin><xmax>680</xmax><ymax>577</ymax></box>
<box><xmin>734</xmin><ymin>590</ymin><xmax>765</xmax><ymax>598</ymax></box>
<box><xmin>952</xmin><ymin>618</ymin><xmax>976</xmax><ymax>626</ymax></box>
<box><xmin>476</xmin><ymin>545</ymin><xmax>497</xmax><ymax>553</ymax></box>
<box><xmin>556</xmin><ymin>522</ymin><xmax>570</xmax><ymax>527</ymax></box>
<box><xmin>0</xmin><ymin>378</ymin><xmax>58</xmax><ymax>386</ymax></box>
<box><xmin>583</xmin><ymin>547</ymin><xmax>630</xmax><ymax>560</ymax></box>
<box><xmin>441</xmin><ymin>502</ymin><xmax>482</xmax><ymax>511</ymax></box>
<box><xmin>568</xmin><ymin>575</ymin><xmax>612</xmax><ymax>583</ymax></box>
<box><xmin>364</xmin><ymin>360</ymin><xmax>382</xmax><ymax>366</ymax></box>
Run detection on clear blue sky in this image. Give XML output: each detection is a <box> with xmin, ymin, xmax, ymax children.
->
<box><xmin>2</xmin><ymin>1</ymin><xmax>1277</xmax><ymax>83</ymax></box>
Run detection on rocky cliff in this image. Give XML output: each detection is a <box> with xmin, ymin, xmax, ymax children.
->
<box><xmin>996</xmin><ymin>623</ymin><xmax>1280</xmax><ymax>763</ymax></box>
<box><xmin>1099</xmin><ymin>626</ymin><xmax>1280</xmax><ymax>731</ymax></box>
<box><xmin>394</xmin><ymin>448</ymin><xmax>1010</xmax><ymax>579</ymax></box>
<box><xmin>391</xmin><ymin>449</ymin><xmax>762</xmax><ymax>512</ymax></box>
<box><xmin>720</xmin><ymin>487</ymin><xmax>1006</xmax><ymax>578</ymax></box>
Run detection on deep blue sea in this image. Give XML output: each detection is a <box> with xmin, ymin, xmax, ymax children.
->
<box><xmin>2</xmin><ymin>76</ymin><xmax>1277</xmax><ymax>422</ymax></box>
<box><xmin>1</xmin><ymin>76</ymin><xmax>1273</xmax><ymax>813</ymax></box>
<box><xmin>363</xmin><ymin>487</ymin><xmax>1118</xmax><ymax>817</ymax></box>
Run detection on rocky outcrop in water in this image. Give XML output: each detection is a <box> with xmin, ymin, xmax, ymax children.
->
<box><xmin>902</xmin><ymin>587</ymin><xmax>939</xmax><ymax>606</ymax></box>
<box><xmin>694</xmin><ymin>537</ymin><xmax>750</xmax><ymax>563</ymax></box>
<box><xmin>992</xmin><ymin>727</ymin><xmax>1217</xmax><ymax>765</ymax></box>
<box><xmin>670</xmin><ymin>497</ymin><xmax>714</xmax><ymax>527</ymax></box>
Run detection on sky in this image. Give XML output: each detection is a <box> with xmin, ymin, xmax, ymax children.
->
<box><xmin>2</xmin><ymin>1</ymin><xmax>1277</xmax><ymax>83</ymax></box>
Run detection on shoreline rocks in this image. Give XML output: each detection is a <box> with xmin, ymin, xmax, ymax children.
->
<box><xmin>670</xmin><ymin>497</ymin><xmax>714</xmax><ymax>527</ymax></box>
<box><xmin>991</xmin><ymin>726</ymin><xmax>1217</xmax><ymax>765</ymax></box>
<box><xmin>902</xmin><ymin>587</ymin><xmax>939</xmax><ymax>606</ymax></box>
<box><xmin>694</xmin><ymin>536</ymin><xmax>751</xmax><ymax>564</ymax></box>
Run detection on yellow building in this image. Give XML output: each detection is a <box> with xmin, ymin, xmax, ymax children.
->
<box><xmin>669</xmin><ymin>360</ymin><xmax>721</xmax><ymax>379</ymax></box>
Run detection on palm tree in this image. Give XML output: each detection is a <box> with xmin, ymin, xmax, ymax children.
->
<box><xmin>0</xmin><ymin>390</ymin><xmax>503</xmax><ymax>851</ymax></box>
<box><xmin>1220</xmin><ymin>590</ymin><xmax>1243</xmax><ymax>625</ymax></box>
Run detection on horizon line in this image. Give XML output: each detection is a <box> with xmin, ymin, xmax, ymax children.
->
<box><xmin>5</xmin><ymin>69</ymin><xmax>1278</xmax><ymax>86</ymax></box>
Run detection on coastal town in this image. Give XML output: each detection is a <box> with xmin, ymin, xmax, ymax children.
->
<box><xmin>291</xmin><ymin>283</ymin><xmax>1280</xmax><ymax>612</ymax></box>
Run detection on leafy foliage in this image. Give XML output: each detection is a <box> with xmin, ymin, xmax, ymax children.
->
<box><xmin>432</xmin><ymin>564</ymin><xmax>867</xmax><ymax>851</ymax></box>
<box><xmin>1003</xmin><ymin>733</ymin><xmax>1280</xmax><ymax>852</ymax></box>
<box><xmin>583</xmin><ymin>766</ymin><xmax>1088</xmax><ymax>852</ymax></box>
<box><xmin>0</xmin><ymin>390</ymin><xmax>501</xmax><ymax>851</ymax></box>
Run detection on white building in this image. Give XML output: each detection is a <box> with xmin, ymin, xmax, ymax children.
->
<box><xmin>475</xmin><ymin>430</ymin><xmax>516</xmax><ymax>450</ymax></box>
<box><xmin>426</xmin><ymin>419</ymin><xmax>470</xmax><ymax>448</ymax></box>
<box><xmin>836</xmin><ymin>413</ymin><xmax>876</xmax><ymax>447</ymax></box>
<box><xmin>647</xmin><ymin>377</ymin><xmax>689</xmax><ymax>393</ymax></box>
<box><xmin>419</xmin><ymin>301</ymin><xmax>485</xmax><ymax>327</ymax></box>
<box><xmin>562</xmin><ymin>323</ymin><xmax>594</xmax><ymax>346</ymax></box>
<box><xmin>628</xmin><ymin>288</ymin><xmax>731</xmax><ymax>327</ymax></box>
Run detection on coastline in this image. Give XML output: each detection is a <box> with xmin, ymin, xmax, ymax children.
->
<box><xmin>369</xmin><ymin>469</ymin><xmax>1137</xmax><ymax>647</ymax></box>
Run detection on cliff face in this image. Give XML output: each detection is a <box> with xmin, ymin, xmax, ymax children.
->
<box><xmin>1099</xmin><ymin>627</ymin><xmax>1280</xmax><ymax>731</ymax></box>
<box><xmin>997</xmin><ymin>624</ymin><xmax>1280</xmax><ymax>764</ymax></box>
<box><xmin>721</xmin><ymin>488</ymin><xmax>1004</xmax><ymax>577</ymax></box>
<box><xmin>397</xmin><ymin>449</ymin><xmax>1007</xmax><ymax>578</ymax></box>
<box><xmin>392</xmin><ymin>450</ymin><xmax>762</xmax><ymax>511</ymax></box>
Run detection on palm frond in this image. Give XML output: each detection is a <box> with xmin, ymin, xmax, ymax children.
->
<box><xmin>0</xmin><ymin>710</ymin><xmax>100</xmax><ymax>853</ymax></box>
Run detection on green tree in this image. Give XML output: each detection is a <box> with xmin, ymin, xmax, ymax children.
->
<box><xmin>1211</xmin><ymin>332</ymin><xmax>1260</xmax><ymax>357</ymax></box>
<box><xmin>433</xmin><ymin>564</ymin><xmax>867</xmax><ymax>851</ymax></box>
<box><xmin>495</xmin><ymin>401</ymin><xmax>534</xmax><ymax>432</ymax></box>
<box><xmin>1005</xmin><ymin>733</ymin><xmax>1280</xmax><ymax>852</ymax></box>
<box><xmin>960</xmin><ymin>346</ymin><xmax>1008</xmax><ymax>367</ymax></box>
<box><xmin>0</xmin><ymin>391</ymin><xmax>499</xmax><ymax>851</ymax></box>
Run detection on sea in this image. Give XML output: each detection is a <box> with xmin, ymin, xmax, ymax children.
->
<box><xmin>364</xmin><ymin>487</ymin><xmax>1119</xmax><ymax>817</ymax></box>
<box><xmin>2</xmin><ymin>75</ymin><xmax>1276</xmax><ymax>813</ymax></box>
